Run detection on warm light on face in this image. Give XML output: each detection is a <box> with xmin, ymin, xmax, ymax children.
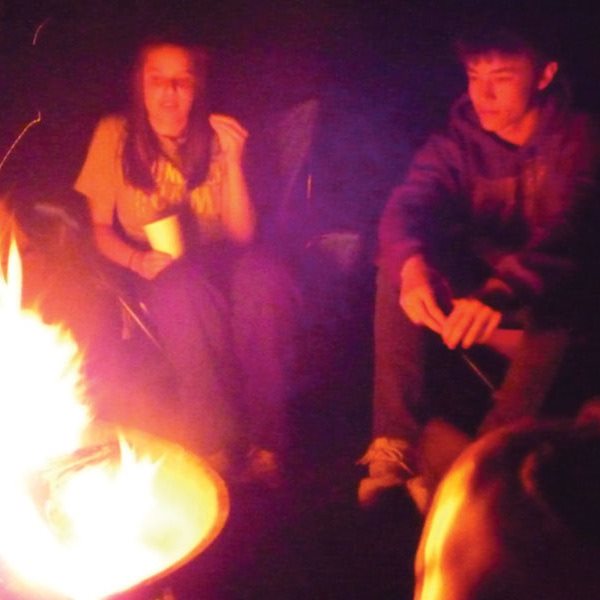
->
<box><xmin>416</xmin><ymin>425</ymin><xmax>600</xmax><ymax>600</ymax></box>
<box><xmin>466</xmin><ymin>52</ymin><xmax>555</xmax><ymax>145</ymax></box>
<box><xmin>414</xmin><ymin>459</ymin><xmax>474</xmax><ymax>600</ymax></box>
<box><xmin>143</xmin><ymin>44</ymin><xmax>197</xmax><ymax>138</ymax></box>
<box><xmin>414</xmin><ymin>447</ymin><xmax>499</xmax><ymax>600</ymax></box>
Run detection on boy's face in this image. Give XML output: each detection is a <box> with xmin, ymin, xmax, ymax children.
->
<box><xmin>465</xmin><ymin>52</ymin><xmax>556</xmax><ymax>144</ymax></box>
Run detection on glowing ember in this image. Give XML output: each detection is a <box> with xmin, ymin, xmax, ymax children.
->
<box><xmin>0</xmin><ymin>240</ymin><xmax>228</xmax><ymax>599</ymax></box>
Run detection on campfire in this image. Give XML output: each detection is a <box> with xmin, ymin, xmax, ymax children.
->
<box><xmin>0</xmin><ymin>239</ymin><xmax>229</xmax><ymax>599</ymax></box>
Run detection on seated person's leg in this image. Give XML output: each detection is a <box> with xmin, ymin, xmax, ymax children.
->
<box><xmin>480</xmin><ymin>316</ymin><xmax>570</xmax><ymax>434</ymax></box>
<box><xmin>136</xmin><ymin>257</ymin><xmax>242</xmax><ymax>461</ymax></box>
<box><xmin>230</xmin><ymin>247</ymin><xmax>301</xmax><ymax>485</ymax></box>
<box><xmin>359</xmin><ymin>269</ymin><xmax>433</xmax><ymax>506</ymax></box>
<box><xmin>413</xmin><ymin>315</ymin><xmax>571</xmax><ymax>513</ymax></box>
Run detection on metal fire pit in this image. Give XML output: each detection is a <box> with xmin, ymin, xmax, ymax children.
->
<box><xmin>0</xmin><ymin>423</ymin><xmax>229</xmax><ymax>600</ymax></box>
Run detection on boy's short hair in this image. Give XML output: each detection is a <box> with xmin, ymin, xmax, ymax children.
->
<box><xmin>453</xmin><ymin>10</ymin><xmax>559</xmax><ymax>66</ymax></box>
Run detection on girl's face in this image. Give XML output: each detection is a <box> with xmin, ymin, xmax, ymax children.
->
<box><xmin>142</xmin><ymin>44</ymin><xmax>197</xmax><ymax>138</ymax></box>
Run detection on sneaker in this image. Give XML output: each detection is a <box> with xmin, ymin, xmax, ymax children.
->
<box><xmin>357</xmin><ymin>437</ymin><xmax>416</xmax><ymax>508</ymax></box>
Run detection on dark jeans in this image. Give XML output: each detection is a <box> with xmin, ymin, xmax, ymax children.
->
<box><xmin>136</xmin><ymin>244</ymin><xmax>301</xmax><ymax>455</ymax></box>
<box><xmin>372</xmin><ymin>269</ymin><xmax>570</xmax><ymax>446</ymax></box>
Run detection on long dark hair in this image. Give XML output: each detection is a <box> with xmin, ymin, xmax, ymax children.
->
<box><xmin>123</xmin><ymin>35</ymin><xmax>212</xmax><ymax>193</ymax></box>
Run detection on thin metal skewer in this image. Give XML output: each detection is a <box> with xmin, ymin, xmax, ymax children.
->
<box><xmin>0</xmin><ymin>112</ymin><xmax>42</xmax><ymax>176</ymax></box>
<box><xmin>32</xmin><ymin>17</ymin><xmax>51</xmax><ymax>46</ymax></box>
<box><xmin>459</xmin><ymin>349</ymin><xmax>496</xmax><ymax>392</ymax></box>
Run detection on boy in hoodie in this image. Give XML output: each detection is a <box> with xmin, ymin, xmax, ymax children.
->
<box><xmin>359</xmin><ymin>19</ymin><xmax>600</xmax><ymax>507</ymax></box>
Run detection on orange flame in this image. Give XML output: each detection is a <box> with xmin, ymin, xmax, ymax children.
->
<box><xmin>0</xmin><ymin>240</ymin><xmax>227</xmax><ymax>599</ymax></box>
<box><xmin>0</xmin><ymin>238</ymin><xmax>91</xmax><ymax>471</ymax></box>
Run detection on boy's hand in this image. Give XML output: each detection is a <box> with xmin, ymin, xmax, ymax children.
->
<box><xmin>400</xmin><ymin>256</ymin><xmax>448</xmax><ymax>334</ymax></box>
<box><xmin>442</xmin><ymin>298</ymin><xmax>501</xmax><ymax>349</ymax></box>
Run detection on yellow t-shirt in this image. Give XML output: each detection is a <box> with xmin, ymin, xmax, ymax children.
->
<box><xmin>74</xmin><ymin>114</ymin><xmax>226</xmax><ymax>245</ymax></box>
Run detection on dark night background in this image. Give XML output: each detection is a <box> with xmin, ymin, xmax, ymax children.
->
<box><xmin>0</xmin><ymin>0</ymin><xmax>599</xmax><ymax>214</ymax></box>
<box><xmin>0</xmin><ymin>1</ymin><xmax>599</xmax><ymax>599</ymax></box>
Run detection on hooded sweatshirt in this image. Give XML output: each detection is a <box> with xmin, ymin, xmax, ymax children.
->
<box><xmin>378</xmin><ymin>90</ymin><xmax>600</xmax><ymax>313</ymax></box>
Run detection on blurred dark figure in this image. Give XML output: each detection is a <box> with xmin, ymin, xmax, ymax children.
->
<box><xmin>73</xmin><ymin>32</ymin><xmax>300</xmax><ymax>486</ymax></box>
<box><xmin>414</xmin><ymin>415</ymin><xmax>600</xmax><ymax>600</ymax></box>
<box><xmin>359</xmin><ymin>12</ymin><xmax>600</xmax><ymax>508</ymax></box>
